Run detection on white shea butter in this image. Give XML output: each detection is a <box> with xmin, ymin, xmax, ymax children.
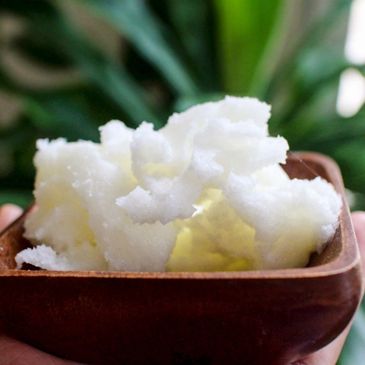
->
<box><xmin>16</xmin><ymin>96</ymin><xmax>342</xmax><ymax>272</ymax></box>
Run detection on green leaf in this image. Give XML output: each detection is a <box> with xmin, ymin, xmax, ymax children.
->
<box><xmin>167</xmin><ymin>0</ymin><xmax>217</xmax><ymax>90</ymax></box>
<box><xmin>331</xmin><ymin>140</ymin><xmax>365</xmax><ymax>194</ymax></box>
<box><xmin>23</xmin><ymin>95</ymin><xmax>99</xmax><ymax>141</ymax></box>
<box><xmin>349</xmin><ymin>192</ymin><xmax>365</xmax><ymax>211</ymax></box>
<box><xmin>0</xmin><ymin>190</ymin><xmax>33</xmax><ymax>209</ymax></box>
<box><xmin>81</xmin><ymin>0</ymin><xmax>198</xmax><ymax>96</ymax></box>
<box><xmin>265</xmin><ymin>0</ymin><xmax>351</xmax><ymax>101</ymax></box>
<box><xmin>57</xmin><ymin>16</ymin><xmax>163</xmax><ymax>128</ymax></box>
<box><xmin>1</xmin><ymin>1</ymin><xmax>163</xmax><ymax>128</ymax></box>
<box><xmin>14</xmin><ymin>33</ymin><xmax>72</xmax><ymax>69</ymax></box>
<box><xmin>0</xmin><ymin>0</ymin><xmax>56</xmax><ymax>17</ymax></box>
<box><xmin>213</xmin><ymin>0</ymin><xmax>283</xmax><ymax>93</ymax></box>
<box><xmin>272</xmin><ymin>56</ymin><xmax>356</xmax><ymax>131</ymax></box>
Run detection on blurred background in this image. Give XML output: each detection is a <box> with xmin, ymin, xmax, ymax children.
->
<box><xmin>0</xmin><ymin>0</ymin><xmax>364</xmax><ymax>362</ymax></box>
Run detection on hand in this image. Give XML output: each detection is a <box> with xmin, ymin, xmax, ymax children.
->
<box><xmin>0</xmin><ymin>205</ymin><xmax>364</xmax><ymax>365</ymax></box>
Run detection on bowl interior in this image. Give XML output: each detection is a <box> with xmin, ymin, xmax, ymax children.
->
<box><xmin>0</xmin><ymin>152</ymin><xmax>350</xmax><ymax>274</ymax></box>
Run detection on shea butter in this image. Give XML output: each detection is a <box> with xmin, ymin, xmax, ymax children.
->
<box><xmin>16</xmin><ymin>97</ymin><xmax>341</xmax><ymax>272</ymax></box>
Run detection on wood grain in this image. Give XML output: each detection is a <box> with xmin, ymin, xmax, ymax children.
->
<box><xmin>0</xmin><ymin>152</ymin><xmax>362</xmax><ymax>365</ymax></box>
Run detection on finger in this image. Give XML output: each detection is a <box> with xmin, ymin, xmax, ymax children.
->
<box><xmin>0</xmin><ymin>335</ymin><xmax>84</xmax><ymax>365</ymax></box>
<box><xmin>350</xmin><ymin>211</ymin><xmax>365</xmax><ymax>273</ymax></box>
<box><xmin>0</xmin><ymin>204</ymin><xmax>23</xmax><ymax>232</ymax></box>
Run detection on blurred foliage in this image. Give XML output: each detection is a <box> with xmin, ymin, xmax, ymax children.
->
<box><xmin>0</xmin><ymin>0</ymin><xmax>364</xmax><ymax>361</ymax></box>
<box><xmin>2</xmin><ymin>0</ymin><xmax>363</xmax><ymax>207</ymax></box>
<box><xmin>339</xmin><ymin>308</ymin><xmax>365</xmax><ymax>364</ymax></box>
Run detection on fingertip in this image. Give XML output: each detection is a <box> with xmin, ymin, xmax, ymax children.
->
<box><xmin>0</xmin><ymin>204</ymin><xmax>23</xmax><ymax>232</ymax></box>
<box><xmin>351</xmin><ymin>211</ymin><xmax>365</xmax><ymax>241</ymax></box>
<box><xmin>351</xmin><ymin>211</ymin><xmax>365</xmax><ymax>272</ymax></box>
<box><xmin>351</xmin><ymin>211</ymin><xmax>365</xmax><ymax>223</ymax></box>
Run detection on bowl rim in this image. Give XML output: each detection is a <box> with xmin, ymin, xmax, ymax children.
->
<box><xmin>0</xmin><ymin>152</ymin><xmax>361</xmax><ymax>281</ymax></box>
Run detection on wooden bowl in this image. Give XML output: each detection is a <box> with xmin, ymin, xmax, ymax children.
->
<box><xmin>0</xmin><ymin>152</ymin><xmax>362</xmax><ymax>365</ymax></box>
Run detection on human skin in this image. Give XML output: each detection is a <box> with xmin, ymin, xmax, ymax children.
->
<box><xmin>0</xmin><ymin>204</ymin><xmax>364</xmax><ymax>365</ymax></box>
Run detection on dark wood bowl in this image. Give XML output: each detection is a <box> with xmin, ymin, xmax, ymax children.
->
<box><xmin>0</xmin><ymin>152</ymin><xmax>362</xmax><ymax>365</ymax></box>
